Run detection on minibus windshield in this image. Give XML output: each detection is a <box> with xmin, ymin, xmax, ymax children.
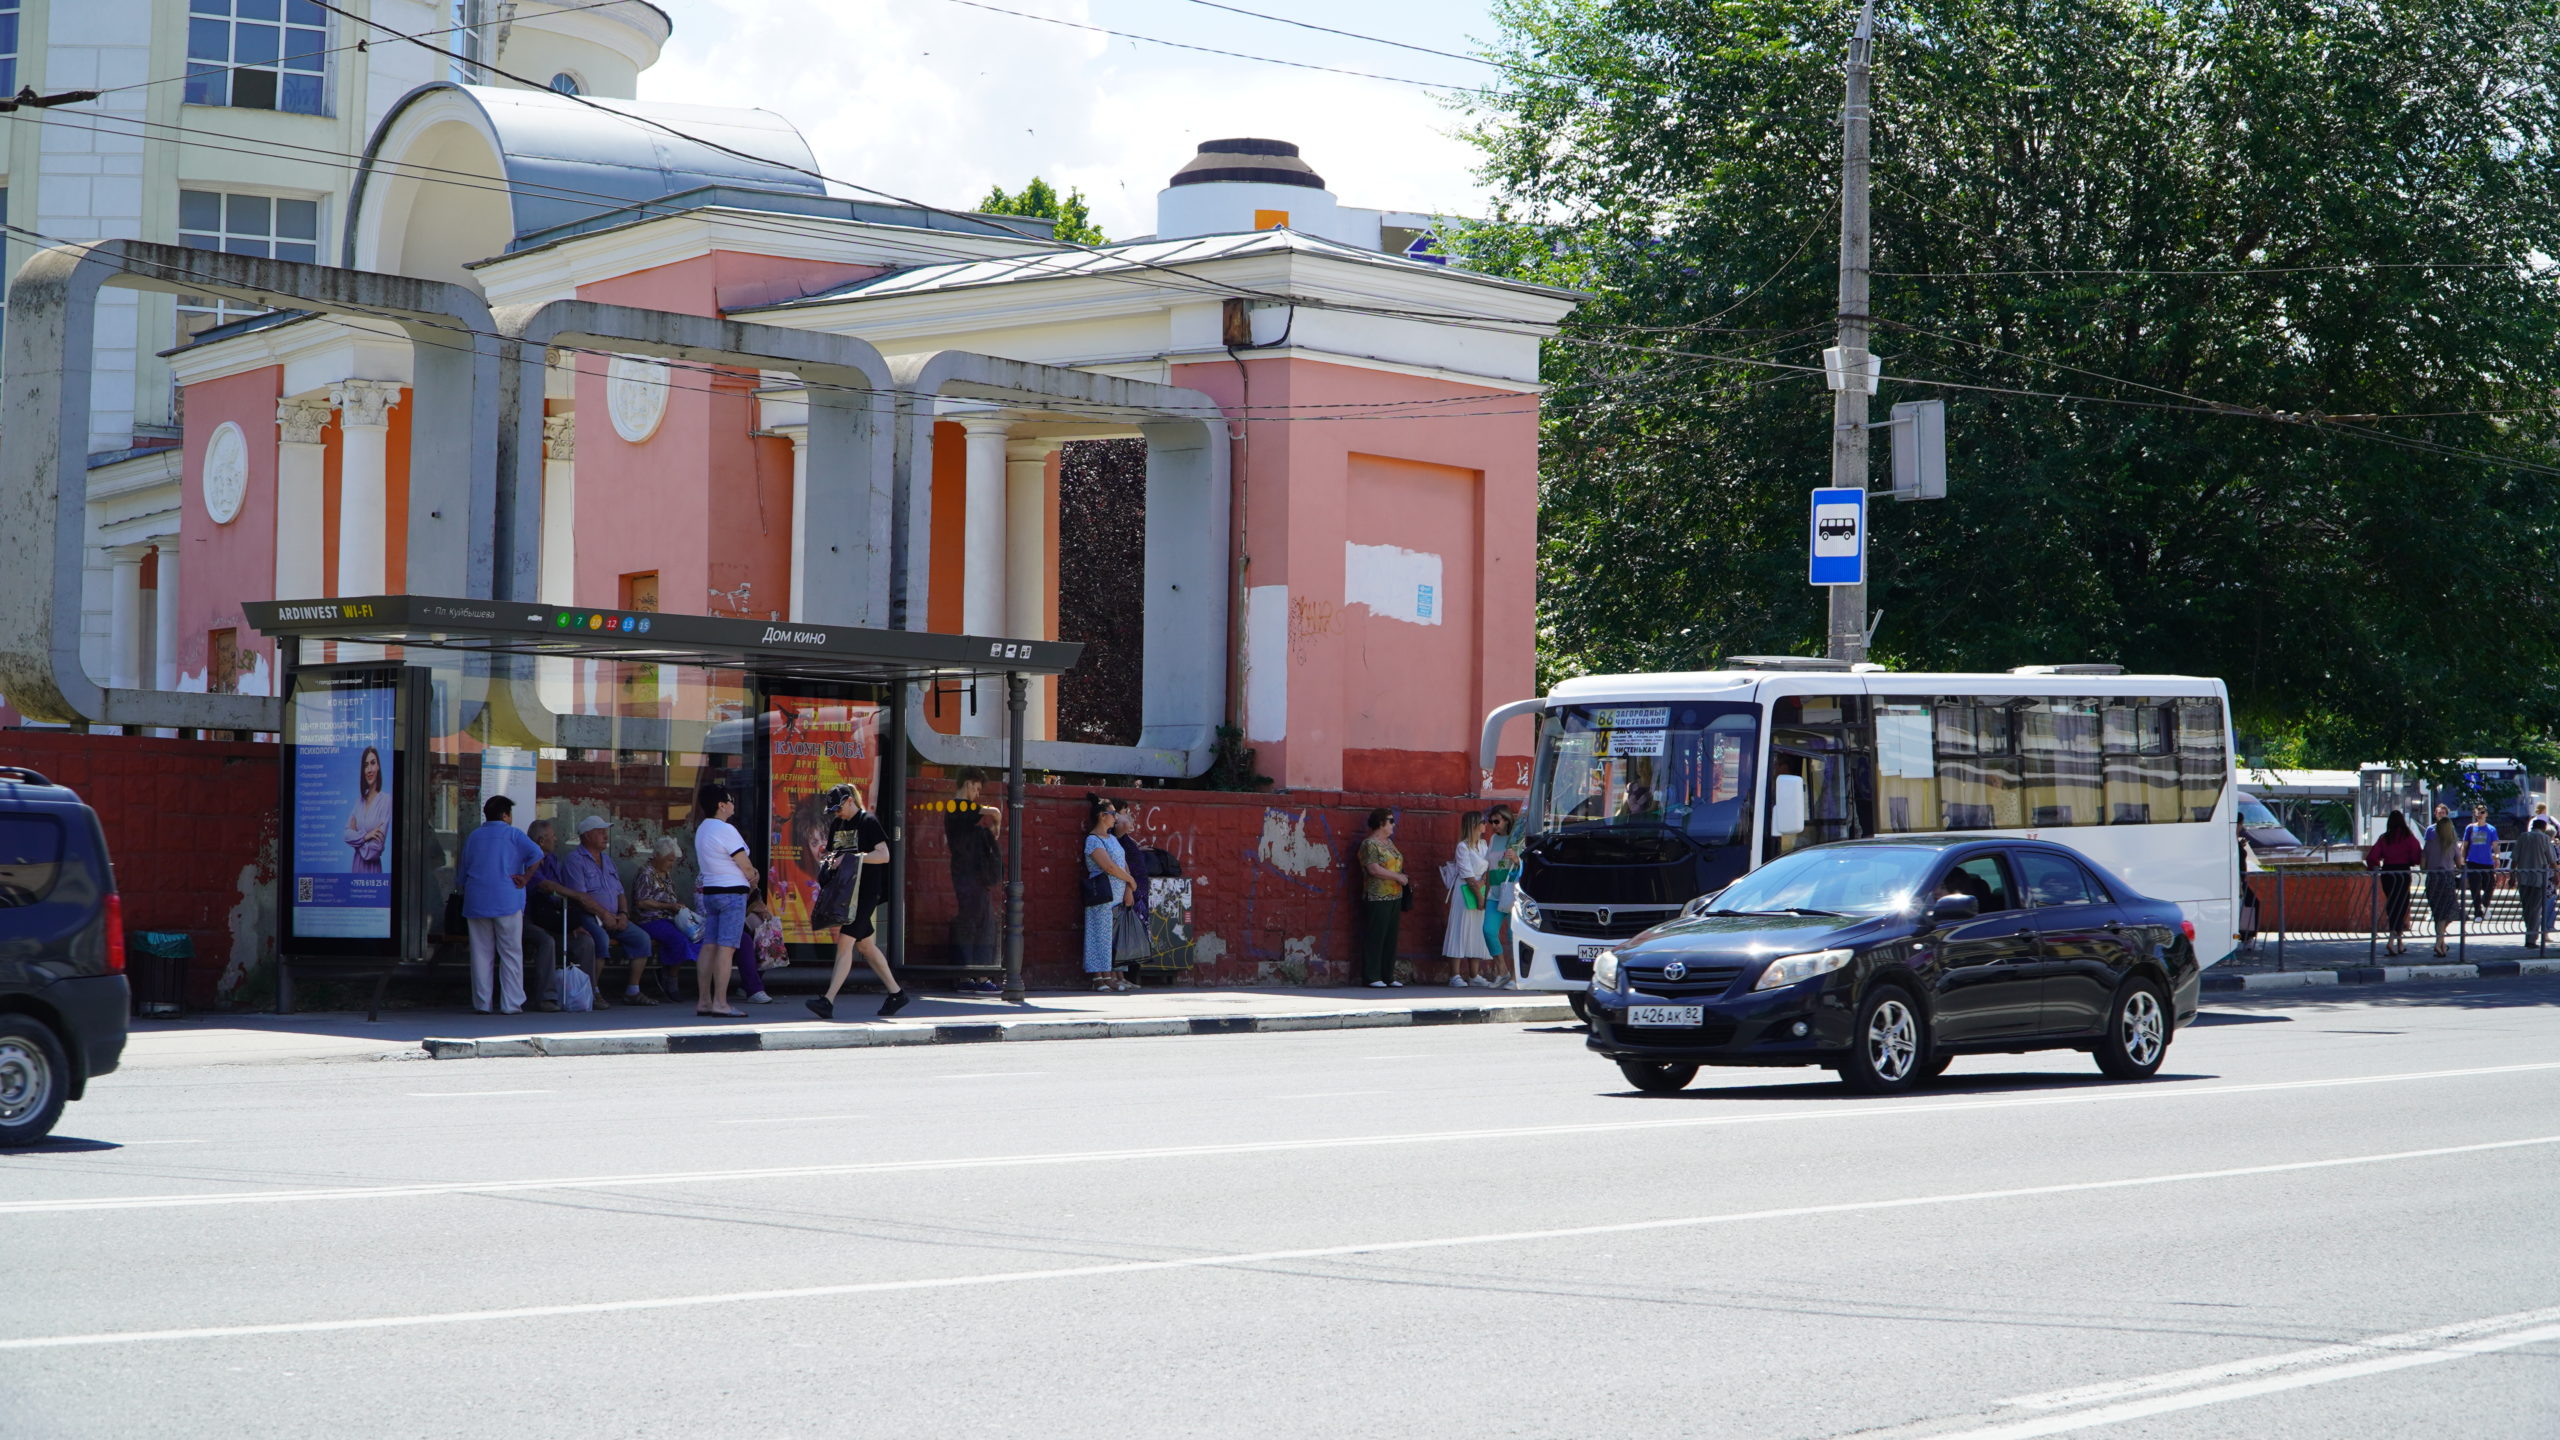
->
<box><xmin>1532</xmin><ymin>702</ymin><xmax>1760</xmax><ymax>850</ymax></box>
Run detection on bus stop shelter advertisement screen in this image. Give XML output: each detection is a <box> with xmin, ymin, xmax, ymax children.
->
<box><xmin>766</xmin><ymin>697</ymin><xmax>882</xmax><ymax>947</ymax></box>
<box><xmin>292</xmin><ymin>678</ymin><xmax>398</xmax><ymax>939</ymax></box>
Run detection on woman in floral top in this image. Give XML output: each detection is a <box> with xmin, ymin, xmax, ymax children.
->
<box><xmin>1357</xmin><ymin>807</ymin><xmax>1408</xmax><ymax>988</ymax></box>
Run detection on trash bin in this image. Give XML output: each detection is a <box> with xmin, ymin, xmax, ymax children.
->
<box><xmin>129</xmin><ymin>931</ymin><xmax>192</xmax><ymax>1017</ymax></box>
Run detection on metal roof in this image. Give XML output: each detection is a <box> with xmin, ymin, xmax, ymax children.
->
<box><xmin>243</xmin><ymin>595</ymin><xmax>1080</xmax><ymax>684</ymax></box>
<box><xmin>348</xmin><ymin>83</ymin><xmax>827</xmax><ymax>262</ymax></box>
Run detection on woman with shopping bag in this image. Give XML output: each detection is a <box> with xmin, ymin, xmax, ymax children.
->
<box><xmin>806</xmin><ymin>783</ymin><xmax>911</xmax><ymax>1020</ymax></box>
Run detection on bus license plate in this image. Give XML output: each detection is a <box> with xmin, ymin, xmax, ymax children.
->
<box><xmin>1628</xmin><ymin>1004</ymin><xmax>1703</xmax><ymax>1028</ymax></box>
<box><xmin>1577</xmin><ymin>944</ymin><xmax>1610</xmax><ymax>960</ymax></box>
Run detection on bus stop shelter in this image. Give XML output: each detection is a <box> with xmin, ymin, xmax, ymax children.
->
<box><xmin>246</xmin><ymin>594</ymin><xmax>1078</xmax><ymax>1007</ymax></box>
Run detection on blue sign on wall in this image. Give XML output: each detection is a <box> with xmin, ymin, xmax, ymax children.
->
<box><xmin>1809</xmin><ymin>486</ymin><xmax>1866</xmax><ymax>586</ymax></box>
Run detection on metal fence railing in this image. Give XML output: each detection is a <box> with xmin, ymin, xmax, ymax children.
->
<box><xmin>2242</xmin><ymin>865</ymin><xmax>2555</xmax><ymax>967</ymax></box>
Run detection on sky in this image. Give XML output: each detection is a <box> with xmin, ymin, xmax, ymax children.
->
<box><xmin>637</xmin><ymin>0</ymin><xmax>1508</xmax><ymax>239</ymax></box>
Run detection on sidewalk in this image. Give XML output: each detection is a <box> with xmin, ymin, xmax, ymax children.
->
<box><xmin>122</xmin><ymin>986</ymin><xmax>1577</xmax><ymax>1068</ymax></box>
<box><xmin>2208</xmin><ymin>935</ymin><xmax>2560</xmax><ymax>992</ymax></box>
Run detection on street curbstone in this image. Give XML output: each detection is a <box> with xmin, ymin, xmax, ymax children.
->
<box><xmin>421</xmin><ymin>1037</ymin><xmax>478</xmax><ymax>1059</ymax></box>
<box><xmin>2380</xmin><ymin>964</ymin><xmax>2478</xmax><ymax>983</ymax></box>
<box><xmin>1100</xmin><ymin>1018</ymin><xmax>1190</xmax><ymax>1039</ymax></box>
<box><xmin>473</xmin><ymin>1038</ymin><xmax>541</xmax><ymax>1058</ymax></box>
<box><xmin>2202</xmin><ymin>970</ymin><xmax>2337</xmax><ymax>992</ymax></box>
<box><xmin>997</xmin><ymin>1020</ymin><xmax>1115</xmax><ymax>1042</ymax></box>
<box><xmin>533</xmin><ymin>1034</ymin><xmax>664</xmax><ymax>1057</ymax></box>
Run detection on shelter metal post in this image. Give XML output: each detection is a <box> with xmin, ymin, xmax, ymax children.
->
<box><xmin>1002</xmin><ymin>671</ymin><xmax>1027</xmax><ymax>1004</ymax></box>
<box><xmin>273</xmin><ymin>635</ymin><xmax>300</xmax><ymax>1015</ymax></box>
<box><xmin>883</xmin><ymin>680</ymin><xmax>907</xmax><ymax>972</ymax></box>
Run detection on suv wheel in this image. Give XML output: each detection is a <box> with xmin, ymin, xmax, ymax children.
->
<box><xmin>1840</xmin><ymin>985</ymin><xmax>1929</xmax><ymax>1095</ymax></box>
<box><xmin>1617</xmin><ymin>1059</ymin><xmax>1697</xmax><ymax>1094</ymax></box>
<box><xmin>0</xmin><ymin>1016</ymin><xmax>69</xmax><ymax>1147</ymax></box>
<box><xmin>2095</xmin><ymin>979</ymin><xmax>2170</xmax><ymax>1080</ymax></box>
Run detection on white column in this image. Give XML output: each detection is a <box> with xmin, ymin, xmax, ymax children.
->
<box><xmin>1007</xmin><ymin>436</ymin><xmax>1064</xmax><ymax>741</ymax></box>
<box><xmin>541</xmin><ymin>414</ymin><xmax>577</xmax><ymax>605</ymax></box>
<box><xmin>781</xmin><ymin>425</ymin><xmax>810</xmax><ymax>621</ymax></box>
<box><xmin>109</xmin><ymin>548</ymin><xmax>147</xmax><ymax>692</ymax></box>
<box><xmin>274</xmin><ymin>399</ymin><xmax>331</xmax><ymax>601</ymax></box>
<box><xmin>958</xmin><ymin>416</ymin><xmax>1012</xmax><ymax>738</ymax></box>
<box><xmin>152</xmin><ymin>544</ymin><xmax>180</xmax><ymax>691</ymax></box>
<box><xmin>330</xmin><ymin>380</ymin><xmax>400</xmax><ymax>596</ymax></box>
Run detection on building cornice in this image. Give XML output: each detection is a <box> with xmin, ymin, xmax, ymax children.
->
<box><xmin>473</xmin><ymin>208</ymin><xmax>1065</xmax><ymax>310</ymax></box>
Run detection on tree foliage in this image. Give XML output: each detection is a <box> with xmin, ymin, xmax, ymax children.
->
<box><xmin>976</xmin><ymin>176</ymin><xmax>1108</xmax><ymax>246</ymax></box>
<box><xmin>1458</xmin><ymin>0</ymin><xmax>2560</xmax><ymax>765</ymax></box>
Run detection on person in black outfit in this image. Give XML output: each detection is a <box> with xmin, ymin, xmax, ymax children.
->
<box><xmin>940</xmin><ymin>770</ymin><xmax>1004</xmax><ymax>992</ymax></box>
<box><xmin>806</xmin><ymin>783</ymin><xmax>910</xmax><ymax>1019</ymax></box>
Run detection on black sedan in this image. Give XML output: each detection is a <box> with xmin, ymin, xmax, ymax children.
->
<box><xmin>1584</xmin><ymin>836</ymin><xmax>2202</xmax><ymax>1095</ymax></box>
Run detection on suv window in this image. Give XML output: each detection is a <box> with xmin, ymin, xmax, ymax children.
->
<box><xmin>2016</xmin><ymin>850</ymin><xmax>2099</xmax><ymax>907</ymax></box>
<box><xmin>1939</xmin><ymin>854</ymin><xmax>2016</xmax><ymax>912</ymax></box>
<box><xmin>0</xmin><ymin>814</ymin><xmax>64</xmax><ymax>907</ymax></box>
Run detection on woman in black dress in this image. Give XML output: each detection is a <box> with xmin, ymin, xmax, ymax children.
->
<box><xmin>806</xmin><ymin>783</ymin><xmax>911</xmax><ymax>1019</ymax></box>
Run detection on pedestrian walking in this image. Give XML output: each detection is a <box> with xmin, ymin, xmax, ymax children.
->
<box><xmin>2513</xmin><ymin>817</ymin><xmax>2556</xmax><ymax>949</ymax></box>
<box><xmin>2462</xmin><ymin>804</ymin><xmax>2500</xmax><ymax>919</ymax></box>
<box><xmin>691</xmin><ymin>784</ymin><xmax>757</xmax><ymax>1018</ymax></box>
<box><xmin>2365</xmin><ymin>809</ymin><xmax>2421</xmax><ymax>956</ymax></box>
<box><xmin>1357</xmin><ymin>807</ymin><xmax>1408</xmax><ymax>988</ymax></box>
<box><xmin>457</xmin><ymin>793</ymin><xmax>545</xmax><ymax>1014</ymax></box>
<box><xmin>1442</xmin><ymin>810</ymin><xmax>1495</xmax><ymax>985</ymax></box>
<box><xmin>807</xmin><ymin>783</ymin><xmax>909</xmax><ymax>1020</ymax></box>
<box><xmin>1480</xmin><ymin>804</ymin><xmax>1518</xmax><ymax>984</ymax></box>
<box><xmin>2422</xmin><ymin>804</ymin><xmax>2465</xmax><ymax>957</ymax></box>
<box><xmin>1082</xmin><ymin>796</ymin><xmax>1137</xmax><ymax>992</ymax></box>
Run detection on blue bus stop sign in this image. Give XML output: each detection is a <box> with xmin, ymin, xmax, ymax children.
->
<box><xmin>1809</xmin><ymin>486</ymin><xmax>1866</xmax><ymax>586</ymax></box>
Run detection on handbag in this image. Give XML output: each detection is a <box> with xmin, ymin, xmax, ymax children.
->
<box><xmin>1112</xmin><ymin>904</ymin><xmax>1152</xmax><ymax>963</ymax></box>
<box><xmin>673</xmin><ymin>905</ymin><xmax>704</xmax><ymax>942</ymax></box>
<box><xmin>1080</xmin><ymin>869</ymin><xmax>1115</xmax><ymax>907</ymax></box>
<box><xmin>811</xmin><ymin>855</ymin><xmax>861</xmax><ymax>930</ymax></box>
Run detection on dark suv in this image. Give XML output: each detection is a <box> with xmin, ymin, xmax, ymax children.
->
<box><xmin>0</xmin><ymin>765</ymin><xmax>129</xmax><ymax>1144</ymax></box>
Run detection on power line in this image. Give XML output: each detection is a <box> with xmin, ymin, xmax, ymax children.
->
<box><xmin>1172</xmin><ymin>0</ymin><xmax>1515</xmax><ymax>72</ymax></box>
<box><xmin>86</xmin><ymin>0</ymin><xmax>656</xmax><ymax>99</ymax></box>
<box><xmin>1880</xmin><ymin>262</ymin><xmax>2550</xmax><ymax>279</ymax></box>
<box><xmin>929</xmin><ymin>0</ymin><xmax>1492</xmax><ymax>92</ymax></box>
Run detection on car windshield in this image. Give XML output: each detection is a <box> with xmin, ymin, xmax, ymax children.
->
<box><xmin>1705</xmin><ymin>845</ymin><xmax>1942</xmax><ymax>917</ymax></box>
<box><xmin>1531</xmin><ymin>702</ymin><xmax>1760</xmax><ymax>847</ymax></box>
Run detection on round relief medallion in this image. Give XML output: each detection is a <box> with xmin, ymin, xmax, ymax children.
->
<box><xmin>606</xmin><ymin>355</ymin><xmax>671</xmax><ymax>443</ymax></box>
<box><xmin>202</xmin><ymin>420</ymin><xmax>249</xmax><ymax>525</ymax></box>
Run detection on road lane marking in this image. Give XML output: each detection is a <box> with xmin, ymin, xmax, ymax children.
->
<box><xmin>115</xmin><ymin>1140</ymin><xmax>210</xmax><ymax>1147</ymax></box>
<box><xmin>1272</xmin><ymin>1091</ymin><xmax>1390</xmax><ymax>1101</ymax></box>
<box><xmin>405</xmin><ymin>1090</ymin><xmax>553</xmax><ymax>1098</ymax></box>
<box><xmin>1927</xmin><ymin>1311</ymin><xmax>2560</xmax><ymax>1438</ymax></box>
<box><xmin>934</xmin><ymin>1073</ymin><xmax>1046</xmax><ymax>1080</ymax></box>
<box><xmin>6</xmin><ymin>1059</ymin><xmax>2557</xmax><ymax>1217</ymax></box>
<box><xmin>0</xmin><ymin>1133</ymin><xmax>2551</xmax><ymax>1352</ymax></box>
<box><xmin>2001</xmin><ymin>1304</ymin><xmax>2560</xmax><ymax>1409</ymax></box>
<box><xmin>719</xmin><ymin>1115</ymin><xmax>872</xmax><ymax>1126</ymax></box>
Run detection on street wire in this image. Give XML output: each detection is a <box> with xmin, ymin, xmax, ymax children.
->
<box><xmin>928</xmin><ymin>0</ymin><xmax>1494</xmax><ymax>92</ymax></box>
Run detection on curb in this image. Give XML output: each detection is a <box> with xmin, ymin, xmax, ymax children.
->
<box><xmin>420</xmin><ymin>998</ymin><xmax>1577</xmax><ymax>1060</ymax></box>
<box><xmin>2201</xmin><ymin>958</ymin><xmax>2560</xmax><ymax>993</ymax></box>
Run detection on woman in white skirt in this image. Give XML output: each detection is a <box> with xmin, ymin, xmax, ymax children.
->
<box><xmin>1442</xmin><ymin>809</ymin><xmax>1496</xmax><ymax>985</ymax></box>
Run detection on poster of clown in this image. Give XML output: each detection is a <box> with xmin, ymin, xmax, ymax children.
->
<box><xmin>765</xmin><ymin>695</ymin><xmax>882</xmax><ymax>948</ymax></box>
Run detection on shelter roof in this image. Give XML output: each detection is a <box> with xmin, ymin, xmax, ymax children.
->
<box><xmin>243</xmin><ymin>595</ymin><xmax>1079</xmax><ymax>685</ymax></box>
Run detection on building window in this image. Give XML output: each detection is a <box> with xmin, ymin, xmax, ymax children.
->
<box><xmin>449</xmin><ymin>0</ymin><xmax>489</xmax><ymax>84</ymax></box>
<box><xmin>0</xmin><ymin>0</ymin><xmax>20</xmax><ymax>97</ymax></box>
<box><xmin>186</xmin><ymin>0</ymin><xmax>330</xmax><ymax>115</ymax></box>
<box><xmin>175</xmin><ymin>189</ymin><xmax>322</xmax><ymax>340</ymax></box>
<box><xmin>549</xmin><ymin>72</ymin><xmax>582</xmax><ymax>97</ymax></box>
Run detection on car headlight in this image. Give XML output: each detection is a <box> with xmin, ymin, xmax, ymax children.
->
<box><xmin>1515</xmin><ymin>894</ymin><xmax>1543</xmax><ymax>930</ymax></box>
<box><xmin>1752</xmin><ymin>947</ymin><xmax>1853</xmax><ymax>992</ymax></box>
<box><xmin>1591</xmin><ymin>949</ymin><xmax>1621</xmax><ymax>991</ymax></box>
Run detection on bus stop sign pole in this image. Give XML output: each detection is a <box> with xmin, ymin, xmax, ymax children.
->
<box><xmin>1001</xmin><ymin>671</ymin><xmax>1027</xmax><ymax>1004</ymax></box>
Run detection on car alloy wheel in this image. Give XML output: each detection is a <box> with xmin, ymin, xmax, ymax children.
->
<box><xmin>2120</xmin><ymin>989</ymin><xmax>2165</xmax><ymax>1068</ymax></box>
<box><xmin>1865</xmin><ymin>996</ymin><xmax>1918</xmax><ymax>1084</ymax></box>
<box><xmin>0</xmin><ymin>1034</ymin><xmax>52</xmax><ymax>1128</ymax></box>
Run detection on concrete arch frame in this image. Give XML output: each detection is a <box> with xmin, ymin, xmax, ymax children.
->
<box><xmin>891</xmin><ymin>352</ymin><xmax>1230</xmax><ymax>779</ymax></box>
<box><xmin>0</xmin><ymin>241</ymin><xmax>502</xmax><ymax>731</ymax></box>
<box><xmin>490</xmin><ymin>300</ymin><xmax>897</xmax><ymax>623</ymax></box>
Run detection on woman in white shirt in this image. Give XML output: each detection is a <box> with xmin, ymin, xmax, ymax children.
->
<box><xmin>691</xmin><ymin>783</ymin><xmax>757</xmax><ymax>1019</ymax></box>
<box><xmin>1442</xmin><ymin>810</ymin><xmax>1495</xmax><ymax>985</ymax></box>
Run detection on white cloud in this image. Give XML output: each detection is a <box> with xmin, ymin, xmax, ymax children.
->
<box><xmin>638</xmin><ymin>0</ymin><xmax>1497</xmax><ymax>240</ymax></box>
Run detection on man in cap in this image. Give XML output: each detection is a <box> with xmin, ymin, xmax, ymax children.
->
<box><xmin>541</xmin><ymin>815</ymin><xmax>656</xmax><ymax>1006</ymax></box>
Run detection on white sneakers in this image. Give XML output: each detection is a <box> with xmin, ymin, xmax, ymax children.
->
<box><xmin>1368</xmin><ymin>980</ymin><xmax>1389</xmax><ymax>988</ymax></box>
<box><xmin>1450</xmin><ymin>975</ymin><xmax>1472</xmax><ymax>988</ymax></box>
<box><xmin>745</xmin><ymin>991</ymin><xmax>775</xmax><ymax>1004</ymax></box>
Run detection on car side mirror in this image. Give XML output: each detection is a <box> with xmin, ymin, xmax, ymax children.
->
<box><xmin>1772</xmin><ymin>775</ymin><xmax>1808</xmax><ymax>837</ymax></box>
<box><xmin>1928</xmin><ymin>893</ymin><xmax>1980</xmax><ymax>923</ymax></box>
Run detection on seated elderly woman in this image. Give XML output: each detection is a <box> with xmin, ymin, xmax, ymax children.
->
<box><xmin>631</xmin><ymin>835</ymin><xmax>701</xmax><ymax>995</ymax></box>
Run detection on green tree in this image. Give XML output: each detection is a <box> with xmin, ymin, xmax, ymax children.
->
<box><xmin>977</xmin><ymin>176</ymin><xmax>1108</xmax><ymax>246</ymax></box>
<box><xmin>1459</xmin><ymin>0</ymin><xmax>2560</xmax><ymax>766</ymax></box>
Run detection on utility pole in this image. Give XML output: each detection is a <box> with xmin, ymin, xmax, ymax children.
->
<box><xmin>1826</xmin><ymin>0</ymin><xmax>1877</xmax><ymax>663</ymax></box>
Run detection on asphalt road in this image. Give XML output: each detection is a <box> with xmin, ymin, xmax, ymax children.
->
<box><xmin>3</xmin><ymin>978</ymin><xmax>2557</xmax><ymax>1438</ymax></box>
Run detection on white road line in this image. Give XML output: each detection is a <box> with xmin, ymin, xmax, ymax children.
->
<box><xmin>934</xmin><ymin>1072</ymin><xmax>1046</xmax><ymax>1080</ymax></box>
<box><xmin>1929</xmin><ymin>1316</ymin><xmax>2560</xmax><ymax>1439</ymax></box>
<box><xmin>1272</xmin><ymin>1091</ymin><xmax>1391</xmax><ymax>1101</ymax></box>
<box><xmin>1356</xmin><ymin>1054</ymin><xmax>1430</xmax><ymax>1061</ymax></box>
<box><xmin>114</xmin><ymin>1140</ymin><xmax>210</xmax><ymax>1147</ymax></box>
<box><xmin>405</xmin><ymin>1090</ymin><xmax>553</xmax><ymax>1098</ymax></box>
<box><xmin>2001</xmin><ymin>1304</ymin><xmax>2560</xmax><ymax>1409</ymax></box>
<box><xmin>0</xmin><ymin>1133</ymin><xmax>2550</xmax><ymax>1353</ymax></box>
<box><xmin>718</xmin><ymin>1115</ymin><xmax>872</xmax><ymax>1126</ymax></box>
<box><xmin>5</xmin><ymin>1059</ymin><xmax>2556</xmax><ymax>1217</ymax></box>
